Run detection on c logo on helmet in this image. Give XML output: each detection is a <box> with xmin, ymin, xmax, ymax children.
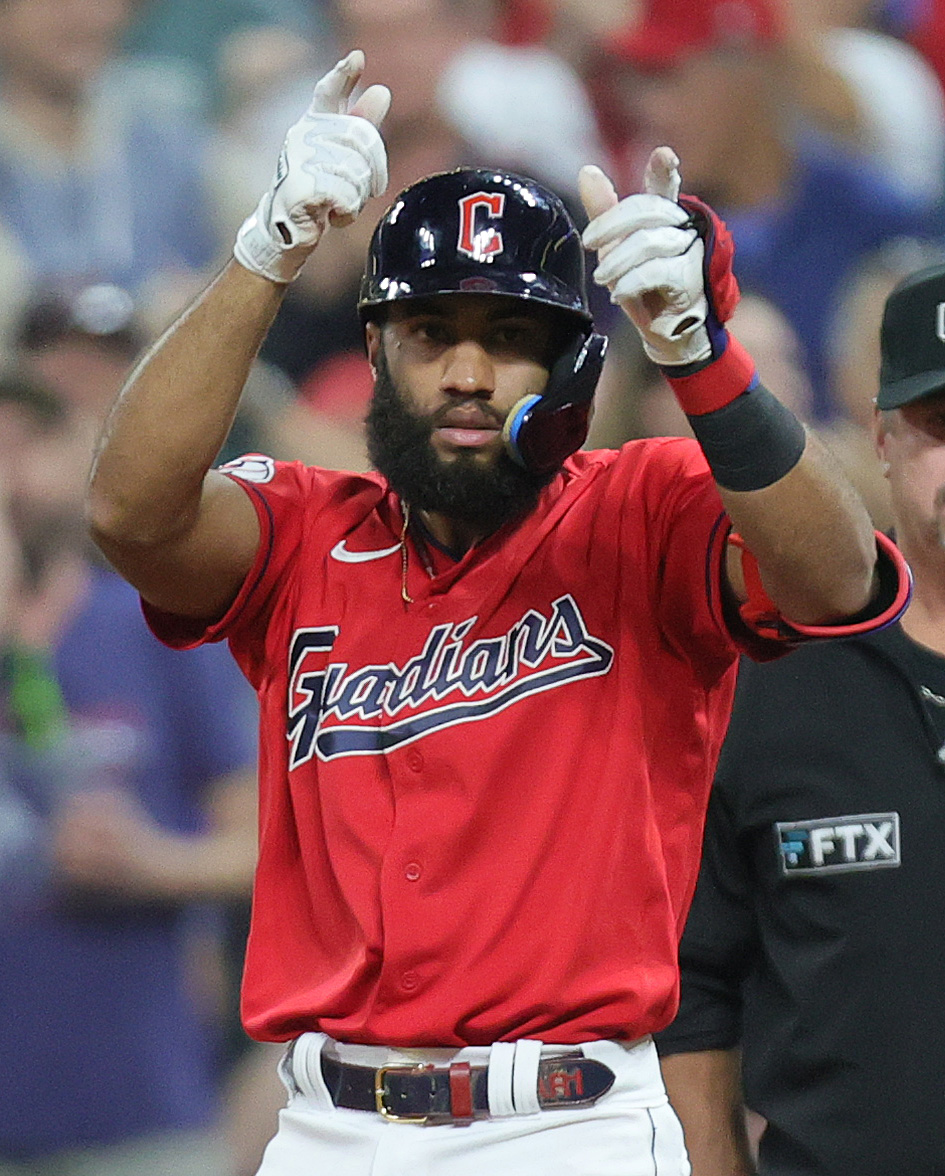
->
<box><xmin>937</xmin><ymin>301</ymin><xmax>945</xmax><ymax>344</ymax></box>
<box><xmin>457</xmin><ymin>192</ymin><xmax>505</xmax><ymax>261</ymax></box>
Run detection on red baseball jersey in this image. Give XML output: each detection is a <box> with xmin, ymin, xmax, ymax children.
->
<box><xmin>144</xmin><ymin>439</ymin><xmax>783</xmax><ymax>1046</ymax></box>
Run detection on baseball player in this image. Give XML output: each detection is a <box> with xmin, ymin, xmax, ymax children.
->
<box><xmin>87</xmin><ymin>50</ymin><xmax>908</xmax><ymax>1176</ymax></box>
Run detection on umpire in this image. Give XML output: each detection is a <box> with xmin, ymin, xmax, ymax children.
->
<box><xmin>656</xmin><ymin>263</ymin><xmax>945</xmax><ymax>1175</ymax></box>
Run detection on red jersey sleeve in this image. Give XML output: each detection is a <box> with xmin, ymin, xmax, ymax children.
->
<box><xmin>730</xmin><ymin>529</ymin><xmax>911</xmax><ymax>644</ymax></box>
<box><xmin>627</xmin><ymin>438</ymin><xmax>765</xmax><ymax>677</ymax></box>
<box><xmin>142</xmin><ymin>457</ymin><xmax>365</xmax><ymax>669</ymax></box>
<box><xmin>629</xmin><ymin>439</ymin><xmax>911</xmax><ymax>667</ymax></box>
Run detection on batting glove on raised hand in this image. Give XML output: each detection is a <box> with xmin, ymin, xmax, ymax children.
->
<box><xmin>580</xmin><ymin>148</ymin><xmax>739</xmax><ymax>369</ymax></box>
<box><xmin>234</xmin><ymin>50</ymin><xmax>390</xmax><ymax>284</ymax></box>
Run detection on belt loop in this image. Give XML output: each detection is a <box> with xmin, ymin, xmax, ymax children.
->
<box><xmin>277</xmin><ymin>1038</ymin><xmax>301</xmax><ymax>1098</ymax></box>
<box><xmin>292</xmin><ymin>1032</ymin><xmax>332</xmax><ymax>1105</ymax></box>
<box><xmin>512</xmin><ymin>1039</ymin><xmax>543</xmax><ymax>1114</ymax></box>
<box><xmin>487</xmin><ymin>1041</ymin><xmax>516</xmax><ymax>1117</ymax></box>
<box><xmin>448</xmin><ymin>1061</ymin><xmax>474</xmax><ymax>1123</ymax></box>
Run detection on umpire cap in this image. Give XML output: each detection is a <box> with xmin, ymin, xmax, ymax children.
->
<box><xmin>358</xmin><ymin>168</ymin><xmax>593</xmax><ymax>332</ymax></box>
<box><xmin>877</xmin><ymin>263</ymin><xmax>945</xmax><ymax>409</ymax></box>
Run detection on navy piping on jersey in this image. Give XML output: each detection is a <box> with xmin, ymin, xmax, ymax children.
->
<box><xmin>705</xmin><ymin>509</ymin><xmax>729</xmax><ymax>636</ymax></box>
<box><xmin>241</xmin><ymin>481</ymin><xmax>277</xmax><ymax>610</ymax></box>
<box><xmin>409</xmin><ymin>509</ymin><xmax>465</xmax><ymax>564</ymax></box>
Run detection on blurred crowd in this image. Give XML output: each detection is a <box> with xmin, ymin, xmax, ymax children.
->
<box><xmin>1</xmin><ymin>0</ymin><xmax>943</xmax><ymax>1173</ymax></box>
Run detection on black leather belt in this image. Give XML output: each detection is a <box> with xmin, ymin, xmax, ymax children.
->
<box><xmin>319</xmin><ymin>1051</ymin><xmax>616</xmax><ymax>1124</ymax></box>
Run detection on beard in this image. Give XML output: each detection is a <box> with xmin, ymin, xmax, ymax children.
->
<box><xmin>365</xmin><ymin>349</ymin><xmax>556</xmax><ymax>532</ymax></box>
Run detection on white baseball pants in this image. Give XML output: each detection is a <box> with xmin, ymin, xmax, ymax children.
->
<box><xmin>255</xmin><ymin>1033</ymin><xmax>690</xmax><ymax>1176</ymax></box>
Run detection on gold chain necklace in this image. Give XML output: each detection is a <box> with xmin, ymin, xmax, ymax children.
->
<box><xmin>400</xmin><ymin>502</ymin><xmax>413</xmax><ymax>606</ymax></box>
<box><xmin>400</xmin><ymin>501</ymin><xmax>438</xmax><ymax>607</ymax></box>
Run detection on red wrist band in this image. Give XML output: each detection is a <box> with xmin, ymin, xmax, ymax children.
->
<box><xmin>663</xmin><ymin>333</ymin><xmax>757</xmax><ymax>416</ymax></box>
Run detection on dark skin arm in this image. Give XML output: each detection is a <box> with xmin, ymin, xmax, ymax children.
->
<box><xmin>719</xmin><ymin>429</ymin><xmax>878</xmax><ymax>625</ymax></box>
<box><xmin>580</xmin><ymin>153</ymin><xmax>877</xmax><ymax>626</ymax></box>
<box><xmin>87</xmin><ymin>262</ymin><xmax>281</xmax><ymax>619</ymax></box>
<box><xmin>661</xmin><ymin>1049</ymin><xmax>757</xmax><ymax>1176</ymax></box>
<box><xmin>89</xmin><ymin>51</ymin><xmax>389</xmax><ymax>620</ymax></box>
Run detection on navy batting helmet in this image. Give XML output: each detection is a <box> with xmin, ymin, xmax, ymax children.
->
<box><xmin>359</xmin><ymin>168</ymin><xmax>607</xmax><ymax>473</ymax></box>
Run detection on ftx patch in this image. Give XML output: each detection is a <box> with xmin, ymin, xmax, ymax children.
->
<box><xmin>776</xmin><ymin>812</ymin><xmax>900</xmax><ymax>876</ymax></box>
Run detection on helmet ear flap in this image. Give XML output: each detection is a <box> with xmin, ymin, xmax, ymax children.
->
<box><xmin>503</xmin><ymin>333</ymin><xmax>608</xmax><ymax>473</ymax></box>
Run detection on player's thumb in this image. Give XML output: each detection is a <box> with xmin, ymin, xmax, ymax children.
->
<box><xmin>643</xmin><ymin>147</ymin><xmax>681</xmax><ymax>201</ymax></box>
<box><xmin>310</xmin><ymin>49</ymin><xmax>364</xmax><ymax>114</ymax></box>
<box><xmin>579</xmin><ymin>165</ymin><xmax>618</xmax><ymax>223</ymax></box>
<box><xmin>350</xmin><ymin>84</ymin><xmax>391</xmax><ymax>129</ymax></box>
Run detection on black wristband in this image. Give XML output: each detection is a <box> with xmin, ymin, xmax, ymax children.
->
<box><xmin>686</xmin><ymin>383</ymin><xmax>807</xmax><ymax>492</ymax></box>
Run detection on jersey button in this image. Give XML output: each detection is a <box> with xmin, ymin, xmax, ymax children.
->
<box><xmin>401</xmin><ymin>970</ymin><xmax>419</xmax><ymax>991</ymax></box>
<box><xmin>406</xmin><ymin>748</ymin><xmax>424</xmax><ymax>772</ymax></box>
<box><xmin>405</xmin><ymin>862</ymin><xmax>422</xmax><ymax>882</ymax></box>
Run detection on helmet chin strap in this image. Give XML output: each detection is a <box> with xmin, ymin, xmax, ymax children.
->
<box><xmin>503</xmin><ymin>332</ymin><xmax>608</xmax><ymax>473</ymax></box>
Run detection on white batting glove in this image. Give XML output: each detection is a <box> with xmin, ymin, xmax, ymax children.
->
<box><xmin>580</xmin><ymin>148</ymin><xmax>711</xmax><ymax>367</ymax></box>
<box><xmin>234</xmin><ymin>50</ymin><xmax>391</xmax><ymax>285</ymax></box>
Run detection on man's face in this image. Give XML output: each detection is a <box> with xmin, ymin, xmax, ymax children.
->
<box><xmin>364</xmin><ymin>294</ymin><xmax>563</xmax><ymax>528</ymax></box>
<box><xmin>877</xmin><ymin>392</ymin><xmax>945</xmax><ymax>555</ymax></box>
<box><xmin>6</xmin><ymin>409</ymin><xmax>90</xmax><ymax>584</ymax></box>
<box><xmin>615</xmin><ymin>50</ymin><xmax>757</xmax><ymax>198</ymax></box>
<box><xmin>25</xmin><ymin>336</ymin><xmax>133</xmax><ymax>421</ymax></box>
<box><xmin>0</xmin><ymin>0</ymin><xmax>132</xmax><ymax>99</ymax></box>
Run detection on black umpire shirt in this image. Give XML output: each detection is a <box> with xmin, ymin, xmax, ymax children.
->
<box><xmin>656</xmin><ymin>623</ymin><xmax>945</xmax><ymax>1176</ymax></box>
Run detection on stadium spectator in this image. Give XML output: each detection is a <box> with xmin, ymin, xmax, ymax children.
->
<box><xmin>16</xmin><ymin>283</ymin><xmax>145</xmax><ymax>428</ymax></box>
<box><xmin>601</xmin><ymin>0</ymin><xmax>939</xmax><ymax>422</ymax></box>
<box><xmin>780</xmin><ymin>0</ymin><xmax>945</xmax><ymax>205</ymax></box>
<box><xmin>0</xmin><ymin>373</ymin><xmax>259</xmax><ymax>1175</ymax></box>
<box><xmin>14</xmin><ymin>282</ymin><xmax>290</xmax><ymax>466</ymax></box>
<box><xmin>884</xmin><ymin>0</ymin><xmax>945</xmax><ymax>98</ymax></box>
<box><xmin>121</xmin><ymin>0</ymin><xmax>329</xmax><ymax>117</ymax></box>
<box><xmin>0</xmin><ymin>0</ymin><xmax>221</xmax><ymax>332</ymax></box>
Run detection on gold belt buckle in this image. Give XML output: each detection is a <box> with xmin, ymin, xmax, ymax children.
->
<box><xmin>375</xmin><ymin>1063</ymin><xmax>434</xmax><ymax>1123</ymax></box>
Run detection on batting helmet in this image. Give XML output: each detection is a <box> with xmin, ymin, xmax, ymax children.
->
<box><xmin>359</xmin><ymin>168</ymin><xmax>606</xmax><ymax>473</ymax></box>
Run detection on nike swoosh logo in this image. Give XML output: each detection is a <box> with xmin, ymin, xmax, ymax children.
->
<box><xmin>330</xmin><ymin>539</ymin><xmax>402</xmax><ymax>563</ymax></box>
